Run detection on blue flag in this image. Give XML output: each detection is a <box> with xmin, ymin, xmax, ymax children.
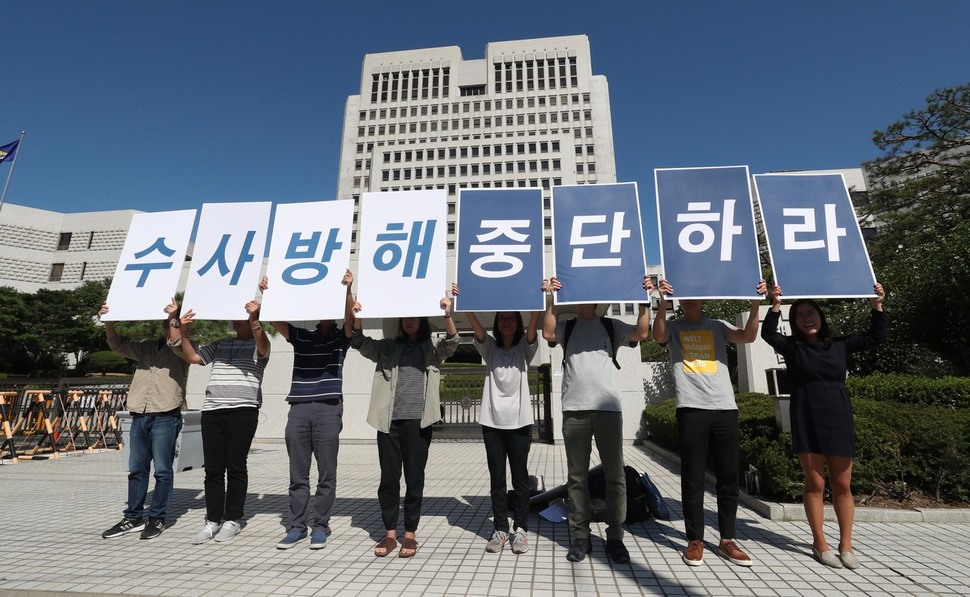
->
<box><xmin>0</xmin><ymin>140</ymin><xmax>19</xmax><ymax>164</ymax></box>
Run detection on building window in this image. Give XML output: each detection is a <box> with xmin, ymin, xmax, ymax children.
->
<box><xmin>57</xmin><ymin>232</ymin><xmax>72</xmax><ymax>251</ymax></box>
<box><xmin>49</xmin><ymin>263</ymin><xmax>65</xmax><ymax>282</ymax></box>
<box><xmin>80</xmin><ymin>262</ymin><xmax>88</xmax><ymax>280</ymax></box>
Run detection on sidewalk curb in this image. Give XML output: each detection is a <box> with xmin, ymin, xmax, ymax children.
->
<box><xmin>637</xmin><ymin>441</ymin><xmax>970</xmax><ymax>524</ymax></box>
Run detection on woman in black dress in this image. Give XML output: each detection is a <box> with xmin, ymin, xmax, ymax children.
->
<box><xmin>761</xmin><ymin>283</ymin><xmax>885</xmax><ymax>570</ymax></box>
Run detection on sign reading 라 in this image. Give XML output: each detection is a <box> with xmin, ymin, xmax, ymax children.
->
<box><xmin>181</xmin><ymin>202</ymin><xmax>273</xmax><ymax>321</ymax></box>
<box><xmin>355</xmin><ymin>190</ymin><xmax>448</xmax><ymax>318</ymax></box>
<box><xmin>551</xmin><ymin>183</ymin><xmax>647</xmax><ymax>306</ymax></box>
<box><xmin>454</xmin><ymin>188</ymin><xmax>545</xmax><ymax>312</ymax></box>
<box><xmin>101</xmin><ymin>209</ymin><xmax>197</xmax><ymax>321</ymax></box>
<box><xmin>754</xmin><ymin>173</ymin><xmax>876</xmax><ymax>299</ymax></box>
<box><xmin>655</xmin><ymin>166</ymin><xmax>763</xmax><ymax>299</ymax></box>
<box><xmin>260</xmin><ymin>200</ymin><xmax>354</xmax><ymax>322</ymax></box>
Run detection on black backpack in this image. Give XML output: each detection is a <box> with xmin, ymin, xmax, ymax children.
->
<box><xmin>558</xmin><ymin>316</ymin><xmax>623</xmax><ymax>370</ymax></box>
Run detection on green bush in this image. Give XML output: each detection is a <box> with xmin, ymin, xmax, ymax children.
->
<box><xmin>847</xmin><ymin>374</ymin><xmax>970</xmax><ymax>409</ymax></box>
<box><xmin>643</xmin><ymin>392</ymin><xmax>970</xmax><ymax>503</ymax></box>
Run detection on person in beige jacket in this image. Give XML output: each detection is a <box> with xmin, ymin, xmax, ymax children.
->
<box><xmin>350</xmin><ymin>294</ymin><xmax>458</xmax><ymax>559</ymax></box>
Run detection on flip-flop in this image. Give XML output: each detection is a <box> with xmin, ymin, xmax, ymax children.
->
<box><xmin>374</xmin><ymin>535</ymin><xmax>397</xmax><ymax>557</ymax></box>
<box><xmin>399</xmin><ymin>537</ymin><xmax>419</xmax><ymax>558</ymax></box>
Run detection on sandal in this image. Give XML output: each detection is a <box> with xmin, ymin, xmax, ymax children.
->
<box><xmin>374</xmin><ymin>535</ymin><xmax>397</xmax><ymax>557</ymax></box>
<box><xmin>399</xmin><ymin>537</ymin><xmax>419</xmax><ymax>558</ymax></box>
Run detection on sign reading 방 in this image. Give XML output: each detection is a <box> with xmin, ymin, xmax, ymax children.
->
<box><xmin>102</xmin><ymin>174</ymin><xmax>878</xmax><ymax>321</ymax></box>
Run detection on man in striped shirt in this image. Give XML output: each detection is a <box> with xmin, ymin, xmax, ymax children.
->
<box><xmin>260</xmin><ymin>271</ymin><xmax>356</xmax><ymax>550</ymax></box>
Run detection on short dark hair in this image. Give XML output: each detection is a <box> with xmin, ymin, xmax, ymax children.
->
<box><xmin>396</xmin><ymin>317</ymin><xmax>431</xmax><ymax>343</ymax></box>
<box><xmin>789</xmin><ymin>299</ymin><xmax>832</xmax><ymax>347</ymax></box>
<box><xmin>492</xmin><ymin>311</ymin><xmax>524</xmax><ymax>347</ymax></box>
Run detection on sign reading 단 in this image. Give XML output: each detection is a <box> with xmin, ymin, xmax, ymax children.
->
<box><xmin>355</xmin><ymin>190</ymin><xmax>447</xmax><ymax>318</ymax></box>
<box><xmin>754</xmin><ymin>172</ymin><xmax>876</xmax><ymax>298</ymax></box>
<box><xmin>260</xmin><ymin>200</ymin><xmax>354</xmax><ymax>322</ymax></box>
<box><xmin>551</xmin><ymin>183</ymin><xmax>646</xmax><ymax>305</ymax></box>
<box><xmin>454</xmin><ymin>188</ymin><xmax>544</xmax><ymax>312</ymax></box>
<box><xmin>101</xmin><ymin>209</ymin><xmax>197</xmax><ymax>321</ymax></box>
<box><xmin>181</xmin><ymin>202</ymin><xmax>272</xmax><ymax>320</ymax></box>
<box><xmin>655</xmin><ymin>166</ymin><xmax>762</xmax><ymax>299</ymax></box>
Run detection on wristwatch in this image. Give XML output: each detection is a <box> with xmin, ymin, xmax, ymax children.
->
<box><xmin>169</xmin><ymin>318</ymin><xmax>181</xmax><ymax>329</ymax></box>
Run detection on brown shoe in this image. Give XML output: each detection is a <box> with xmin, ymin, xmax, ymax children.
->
<box><xmin>683</xmin><ymin>539</ymin><xmax>704</xmax><ymax>566</ymax></box>
<box><xmin>718</xmin><ymin>539</ymin><xmax>753</xmax><ymax>567</ymax></box>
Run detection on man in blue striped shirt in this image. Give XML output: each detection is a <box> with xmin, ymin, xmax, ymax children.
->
<box><xmin>260</xmin><ymin>271</ymin><xmax>356</xmax><ymax>550</ymax></box>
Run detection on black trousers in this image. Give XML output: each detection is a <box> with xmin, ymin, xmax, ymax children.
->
<box><xmin>200</xmin><ymin>408</ymin><xmax>258</xmax><ymax>522</ymax></box>
<box><xmin>676</xmin><ymin>408</ymin><xmax>740</xmax><ymax>542</ymax></box>
<box><xmin>377</xmin><ymin>419</ymin><xmax>432</xmax><ymax>532</ymax></box>
<box><xmin>482</xmin><ymin>424</ymin><xmax>531</xmax><ymax>532</ymax></box>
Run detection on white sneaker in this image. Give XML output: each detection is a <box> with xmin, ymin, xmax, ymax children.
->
<box><xmin>214</xmin><ymin>520</ymin><xmax>241</xmax><ymax>542</ymax></box>
<box><xmin>191</xmin><ymin>520</ymin><xmax>221</xmax><ymax>545</ymax></box>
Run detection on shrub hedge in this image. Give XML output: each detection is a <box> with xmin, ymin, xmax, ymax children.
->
<box><xmin>643</xmin><ymin>391</ymin><xmax>970</xmax><ymax>503</ymax></box>
<box><xmin>846</xmin><ymin>374</ymin><xmax>970</xmax><ymax>409</ymax></box>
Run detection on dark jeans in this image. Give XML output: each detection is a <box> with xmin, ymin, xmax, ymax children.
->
<box><xmin>201</xmin><ymin>408</ymin><xmax>258</xmax><ymax>522</ymax></box>
<box><xmin>562</xmin><ymin>410</ymin><xmax>626</xmax><ymax>541</ymax></box>
<box><xmin>285</xmin><ymin>400</ymin><xmax>342</xmax><ymax>532</ymax></box>
<box><xmin>482</xmin><ymin>424</ymin><xmax>531</xmax><ymax>532</ymax></box>
<box><xmin>125</xmin><ymin>413</ymin><xmax>183</xmax><ymax>520</ymax></box>
<box><xmin>676</xmin><ymin>408</ymin><xmax>740</xmax><ymax>541</ymax></box>
<box><xmin>377</xmin><ymin>419</ymin><xmax>432</xmax><ymax>533</ymax></box>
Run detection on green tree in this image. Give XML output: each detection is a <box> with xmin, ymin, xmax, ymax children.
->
<box><xmin>862</xmin><ymin>81</ymin><xmax>970</xmax><ymax>374</ymax></box>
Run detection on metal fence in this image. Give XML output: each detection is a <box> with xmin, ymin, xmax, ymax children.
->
<box><xmin>0</xmin><ymin>378</ymin><xmax>131</xmax><ymax>462</ymax></box>
<box><xmin>435</xmin><ymin>364</ymin><xmax>553</xmax><ymax>443</ymax></box>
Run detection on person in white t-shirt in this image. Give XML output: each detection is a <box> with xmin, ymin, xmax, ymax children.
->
<box><xmin>452</xmin><ymin>283</ymin><xmax>540</xmax><ymax>555</ymax></box>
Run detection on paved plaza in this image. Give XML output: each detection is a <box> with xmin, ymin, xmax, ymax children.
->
<box><xmin>1</xmin><ymin>441</ymin><xmax>968</xmax><ymax>596</ymax></box>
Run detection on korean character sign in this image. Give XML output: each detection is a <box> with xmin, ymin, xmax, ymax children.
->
<box><xmin>655</xmin><ymin>166</ymin><xmax>762</xmax><ymax>299</ymax></box>
<box><xmin>260</xmin><ymin>200</ymin><xmax>353</xmax><ymax>322</ymax></box>
<box><xmin>101</xmin><ymin>209</ymin><xmax>197</xmax><ymax>321</ymax></box>
<box><xmin>454</xmin><ymin>188</ymin><xmax>544</xmax><ymax>312</ymax></box>
<box><xmin>181</xmin><ymin>202</ymin><xmax>272</xmax><ymax>320</ymax></box>
<box><xmin>356</xmin><ymin>190</ymin><xmax>447</xmax><ymax>318</ymax></box>
<box><xmin>754</xmin><ymin>173</ymin><xmax>876</xmax><ymax>298</ymax></box>
<box><xmin>551</xmin><ymin>183</ymin><xmax>647</xmax><ymax>305</ymax></box>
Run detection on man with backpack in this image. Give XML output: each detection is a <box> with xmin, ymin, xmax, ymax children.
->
<box><xmin>541</xmin><ymin>275</ymin><xmax>653</xmax><ymax>564</ymax></box>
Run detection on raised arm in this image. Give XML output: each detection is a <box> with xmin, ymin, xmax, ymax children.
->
<box><xmin>343</xmin><ymin>269</ymin><xmax>355</xmax><ymax>338</ymax></box>
<box><xmin>726</xmin><ymin>279</ymin><xmax>767</xmax><ymax>345</ymax></box>
<box><xmin>525</xmin><ymin>310</ymin><xmax>540</xmax><ymax>345</ymax></box>
<box><xmin>631</xmin><ymin>275</ymin><xmax>653</xmax><ymax>343</ymax></box>
<box><xmin>652</xmin><ymin>279</ymin><xmax>673</xmax><ymax>344</ymax></box>
<box><xmin>246</xmin><ymin>301</ymin><xmax>270</xmax><ymax>357</ymax></box>
<box><xmin>171</xmin><ymin>308</ymin><xmax>204</xmax><ymax>365</ymax></box>
<box><xmin>540</xmin><ymin>277</ymin><xmax>561</xmax><ymax>343</ymax></box>
<box><xmin>846</xmin><ymin>283</ymin><xmax>887</xmax><ymax>352</ymax></box>
<box><xmin>258</xmin><ymin>275</ymin><xmax>290</xmax><ymax>340</ymax></box>
<box><xmin>441</xmin><ymin>293</ymin><xmax>457</xmax><ymax>337</ymax></box>
<box><xmin>99</xmin><ymin>303</ymin><xmax>120</xmax><ymax>349</ymax></box>
<box><xmin>452</xmin><ymin>282</ymin><xmax>486</xmax><ymax>343</ymax></box>
<box><xmin>760</xmin><ymin>284</ymin><xmax>789</xmax><ymax>353</ymax></box>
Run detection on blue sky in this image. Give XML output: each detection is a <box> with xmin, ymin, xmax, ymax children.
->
<box><xmin>4</xmin><ymin>1</ymin><xmax>969</xmax><ymax>258</ymax></box>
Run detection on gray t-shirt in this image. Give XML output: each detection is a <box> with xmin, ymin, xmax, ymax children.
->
<box><xmin>665</xmin><ymin>318</ymin><xmax>738</xmax><ymax>410</ymax></box>
<box><xmin>556</xmin><ymin>317</ymin><xmax>634</xmax><ymax>412</ymax></box>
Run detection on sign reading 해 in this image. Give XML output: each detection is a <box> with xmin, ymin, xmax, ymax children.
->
<box><xmin>181</xmin><ymin>202</ymin><xmax>273</xmax><ymax>321</ymax></box>
<box><xmin>101</xmin><ymin>209</ymin><xmax>197</xmax><ymax>321</ymax></box>
<box><xmin>754</xmin><ymin>172</ymin><xmax>876</xmax><ymax>298</ymax></box>
<box><xmin>655</xmin><ymin>166</ymin><xmax>762</xmax><ymax>299</ymax></box>
<box><xmin>454</xmin><ymin>188</ymin><xmax>545</xmax><ymax>312</ymax></box>
<box><xmin>355</xmin><ymin>190</ymin><xmax>448</xmax><ymax>318</ymax></box>
<box><xmin>551</xmin><ymin>183</ymin><xmax>646</xmax><ymax>305</ymax></box>
<box><xmin>260</xmin><ymin>200</ymin><xmax>354</xmax><ymax>322</ymax></box>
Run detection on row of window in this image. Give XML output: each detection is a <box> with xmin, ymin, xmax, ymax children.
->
<box><xmin>358</xmin><ymin>93</ymin><xmax>590</xmax><ymax>121</ymax></box>
<box><xmin>55</xmin><ymin>231</ymin><xmax>100</xmax><ymax>251</ymax></box>
<box><xmin>377</xmin><ymin>158</ymin><xmax>564</xmax><ymax>181</ymax></box>
<box><xmin>48</xmin><ymin>262</ymin><xmax>90</xmax><ymax>282</ymax></box>
<box><xmin>494</xmin><ymin>57</ymin><xmax>579</xmax><ymax>93</ymax></box>
<box><xmin>374</xmin><ymin>140</ymin><xmax>566</xmax><ymax>164</ymax></box>
<box><xmin>356</xmin><ymin>111</ymin><xmax>593</xmax><ymax>137</ymax></box>
<box><xmin>370</xmin><ymin>67</ymin><xmax>451</xmax><ymax>103</ymax></box>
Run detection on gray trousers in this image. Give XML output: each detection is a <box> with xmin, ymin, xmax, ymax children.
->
<box><xmin>285</xmin><ymin>400</ymin><xmax>343</xmax><ymax>531</ymax></box>
<box><xmin>562</xmin><ymin>410</ymin><xmax>626</xmax><ymax>541</ymax></box>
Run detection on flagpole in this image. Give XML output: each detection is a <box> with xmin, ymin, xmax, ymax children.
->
<box><xmin>0</xmin><ymin>130</ymin><xmax>27</xmax><ymax>218</ymax></box>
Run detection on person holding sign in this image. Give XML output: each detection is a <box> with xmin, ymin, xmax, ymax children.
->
<box><xmin>761</xmin><ymin>284</ymin><xmax>885</xmax><ymax>570</ymax></box>
<box><xmin>653</xmin><ymin>278</ymin><xmax>766</xmax><ymax>568</ymax></box>
<box><xmin>452</xmin><ymin>283</ymin><xmax>540</xmax><ymax>555</ymax></box>
<box><xmin>541</xmin><ymin>275</ymin><xmax>653</xmax><ymax>564</ymax></box>
<box><xmin>167</xmin><ymin>299</ymin><xmax>271</xmax><ymax>545</ymax></box>
<box><xmin>350</xmin><ymin>293</ymin><xmax>460</xmax><ymax>558</ymax></box>
<box><xmin>99</xmin><ymin>301</ymin><xmax>189</xmax><ymax>541</ymax></box>
<box><xmin>259</xmin><ymin>271</ymin><xmax>356</xmax><ymax>551</ymax></box>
